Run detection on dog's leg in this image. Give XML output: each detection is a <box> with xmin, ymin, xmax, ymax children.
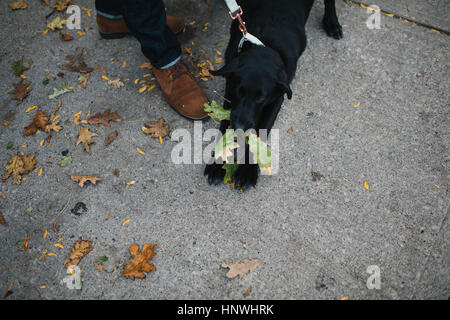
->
<box><xmin>232</xmin><ymin>96</ymin><xmax>284</xmax><ymax>191</ymax></box>
<box><xmin>204</xmin><ymin>119</ymin><xmax>230</xmax><ymax>185</ymax></box>
<box><xmin>323</xmin><ymin>0</ymin><xmax>343</xmax><ymax>39</ymax></box>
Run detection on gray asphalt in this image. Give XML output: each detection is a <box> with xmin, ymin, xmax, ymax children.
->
<box><xmin>0</xmin><ymin>0</ymin><xmax>448</xmax><ymax>299</ymax></box>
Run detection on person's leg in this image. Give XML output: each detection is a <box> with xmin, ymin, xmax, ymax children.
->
<box><xmin>120</xmin><ymin>0</ymin><xmax>181</xmax><ymax>69</ymax></box>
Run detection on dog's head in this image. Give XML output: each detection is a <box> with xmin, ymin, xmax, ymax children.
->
<box><xmin>212</xmin><ymin>48</ymin><xmax>292</xmax><ymax>131</ymax></box>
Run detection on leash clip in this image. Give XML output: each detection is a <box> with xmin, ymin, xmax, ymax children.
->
<box><xmin>228</xmin><ymin>6</ymin><xmax>248</xmax><ymax>36</ymax></box>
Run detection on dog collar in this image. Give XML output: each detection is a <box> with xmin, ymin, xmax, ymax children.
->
<box><xmin>238</xmin><ymin>32</ymin><xmax>266</xmax><ymax>50</ymax></box>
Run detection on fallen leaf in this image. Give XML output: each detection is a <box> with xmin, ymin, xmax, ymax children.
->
<box><xmin>64</xmin><ymin>239</ymin><xmax>93</xmax><ymax>268</ymax></box>
<box><xmin>122</xmin><ymin>219</ymin><xmax>130</xmax><ymax>226</ymax></box>
<box><xmin>4</xmin><ymin>282</ymin><xmax>13</xmax><ymax>298</ymax></box>
<box><xmin>76</xmin><ymin>127</ymin><xmax>97</xmax><ymax>153</ymax></box>
<box><xmin>57</xmin><ymin>156</ymin><xmax>72</xmax><ymax>167</ymax></box>
<box><xmin>45</xmin><ymin>119</ymin><xmax>63</xmax><ymax>134</ymax></box>
<box><xmin>62</xmin><ymin>52</ymin><xmax>93</xmax><ymax>73</ymax></box>
<box><xmin>143</xmin><ymin>118</ymin><xmax>169</xmax><ymax>139</ymax></box>
<box><xmin>12</xmin><ymin>58</ymin><xmax>30</xmax><ymax>76</ymax></box>
<box><xmin>23</xmin><ymin>111</ymin><xmax>49</xmax><ymax>136</ymax></box>
<box><xmin>94</xmin><ymin>261</ymin><xmax>106</xmax><ymax>273</ymax></box>
<box><xmin>54</xmin><ymin>0</ymin><xmax>71</xmax><ymax>12</ymax></box>
<box><xmin>8</xmin><ymin>0</ymin><xmax>27</xmax><ymax>10</ymax></box>
<box><xmin>107</xmin><ymin>79</ymin><xmax>124</xmax><ymax>88</ymax></box>
<box><xmin>60</xmin><ymin>32</ymin><xmax>74</xmax><ymax>41</ymax></box>
<box><xmin>87</xmin><ymin>109</ymin><xmax>122</xmax><ymax>127</ymax></box>
<box><xmin>0</xmin><ymin>213</ymin><xmax>7</xmax><ymax>226</ymax></box>
<box><xmin>43</xmin><ymin>229</ymin><xmax>47</xmax><ymax>239</ymax></box>
<box><xmin>221</xmin><ymin>259</ymin><xmax>261</xmax><ymax>279</ymax></box>
<box><xmin>39</xmin><ymin>249</ymin><xmax>48</xmax><ymax>260</ymax></box>
<box><xmin>70</xmin><ymin>175</ymin><xmax>102</xmax><ymax>187</ymax></box>
<box><xmin>104</xmin><ymin>131</ymin><xmax>118</xmax><ymax>146</ymax></box>
<box><xmin>2</xmin><ymin>154</ymin><xmax>36</xmax><ymax>185</ymax></box>
<box><xmin>9</xmin><ymin>79</ymin><xmax>31</xmax><ymax>104</ymax></box>
<box><xmin>122</xmin><ymin>243</ymin><xmax>156</xmax><ymax>280</ymax></box>
<box><xmin>49</xmin><ymin>84</ymin><xmax>73</xmax><ymax>99</ymax></box>
<box><xmin>364</xmin><ymin>181</ymin><xmax>370</xmax><ymax>190</ymax></box>
<box><xmin>47</xmin><ymin>16</ymin><xmax>67</xmax><ymax>31</ymax></box>
<box><xmin>136</xmin><ymin>147</ymin><xmax>145</xmax><ymax>155</ymax></box>
<box><xmin>243</xmin><ymin>286</ymin><xmax>252</xmax><ymax>297</ymax></box>
<box><xmin>78</xmin><ymin>72</ymin><xmax>90</xmax><ymax>88</ymax></box>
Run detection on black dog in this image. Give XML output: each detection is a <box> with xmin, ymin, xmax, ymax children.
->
<box><xmin>205</xmin><ymin>0</ymin><xmax>343</xmax><ymax>190</ymax></box>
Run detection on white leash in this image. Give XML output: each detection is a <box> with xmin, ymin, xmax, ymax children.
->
<box><xmin>223</xmin><ymin>0</ymin><xmax>265</xmax><ymax>50</ymax></box>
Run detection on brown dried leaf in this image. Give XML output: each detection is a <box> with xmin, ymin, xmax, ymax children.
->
<box><xmin>0</xmin><ymin>213</ymin><xmax>7</xmax><ymax>227</ymax></box>
<box><xmin>78</xmin><ymin>72</ymin><xmax>90</xmax><ymax>89</ymax></box>
<box><xmin>107</xmin><ymin>79</ymin><xmax>124</xmax><ymax>88</ymax></box>
<box><xmin>76</xmin><ymin>127</ymin><xmax>97</xmax><ymax>153</ymax></box>
<box><xmin>70</xmin><ymin>175</ymin><xmax>102</xmax><ymax>188</ymax></box>
<box><xmin>221</xmin><ymin>259</ymin><xmax>261</xmax><ymax>279</ymax></box>
<box><xmin>9</xmin><ymin>79</ymin><xmax>31</xmax><ymax>104</ymax></box>
<box><xmin>64</xmin><ymin>239</ymin><xmax>93</xmax><ymax>268</ymax></box>
<box><xmin>243</xmin><ymin>286</ymin><xmax>252</xmax><ymax>297</ymax></box>
<box><xmin>24</xmin><ymin>111</ymin><xmax>49</xmax><ymax>136</ymax></box>
<box><xmin>9</xmin><ymin>0</ymin><xmax>27</xmax><ymax>10</ymax></box>
<box><xmin>62</xmin><ymin>52</ymin><xmax>93</xmax><ymax>73</ymax></box>
<box><xmin>143</xmin><ymin>118</ymin><xmax>169</xmax><ymax>139</ymax></box>
<box><xmin>54</xmin><ymin>0</ymin><xmax>71</xmax><ymax>12</ymax></box>
<box><xmin>104</xmin><ymin>130</ymin><xmax>118</xmax><ymax>146</ymax></box>
<box><xmin>2</xmin><ymin>154</ymin><xmax>36</xmax><ymax>185</ymax></box>
<box><xmin>94</xmin><ymin>261</ymin><xmax>106</xmax><ymax>273</ymax></box>
<box><xmin>60</xmin><ymin>32</ymin><xmax>74</xmax><ymax>41</ymax></box>
<box><xmin>45</xmin><ymin>120</ymin><xmax>63</xmax><ymax>134</ymax></box>
<box><xmin>88</xmin><ymin>109</ymin><xmax>122</xmax><ymax>127</ymax></box>
<box><xmin>122</xmin><ymin>243</ymin><xmax>156</xmax><ymax>280</ymax></box>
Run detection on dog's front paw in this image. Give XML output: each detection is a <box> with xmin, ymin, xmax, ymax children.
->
<box><xmin>233</xmin><ymin>164</ymin><xmax>259</xmax><ymax>192</ymax></box>
<box><xmin>323</xmin><ymin>20</ymin><xmax>343</xmax><ymax>40</ymax></box>
<box><xmin>204</xmin><ymin>163</ymin><xmax>226</xmax><ymax>185</ymax></box>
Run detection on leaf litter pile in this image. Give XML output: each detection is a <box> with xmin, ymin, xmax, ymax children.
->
<box><xmin>1</xmin><ymin>0</ymin><xmax>272</xmax><ymax>298</ymax></box>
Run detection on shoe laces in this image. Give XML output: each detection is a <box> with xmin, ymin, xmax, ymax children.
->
<box><xmin>168</xmin><ymin>62</ymin><xmax>189</xmax><ymax>81</ymax></box>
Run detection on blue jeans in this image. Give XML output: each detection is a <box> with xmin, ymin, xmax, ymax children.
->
<box><xmin>95</xmin><ymin>0</ymin><xmax>181</xmax><ymax>69</ymax></box>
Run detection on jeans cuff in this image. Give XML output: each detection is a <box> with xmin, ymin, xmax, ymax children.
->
<box><xmin>159</xmin><ymin>56</ymin><xmax>181</xmax><ymax>69</ymax></box>
<box><xmin>96</xmin><ymin>10</ymin><xmax>124</xmax><ymax>19</ymax></box>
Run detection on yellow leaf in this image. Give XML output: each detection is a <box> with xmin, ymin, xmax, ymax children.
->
<box><xmin>40</xmin><ymin>139</ymin><xmax>45</xmax><ymax>147</ymax></box>
<box><xmin>101</xmin><ymin>75</ymin><xmax>110</xmax><ymax>81</ymax></box>
<box><xmin>354</xmin><ymin>102</ymin><xmax>360</xmax><ymax>108</ymax></box>
<box><xmin>143</xmin><ymin>74</ymin><xmax>152</xmax><ymax>77</ymax></box>
<box><xmin>364</xmin><ymin>181</ymin><xmax>370</xmax><ymax>190</ymax></box>
<box><xmin>42</xmin><ymin>29</ymin><xmax>49</xmax><ymax>35</ymax></box>
<box><xmin>138</xmin><ymin>86</ymin><xmax>147</xmax><ymax>93</ymax></box>
<box><xmin>340</xmin><ymin>296</ymin><xmax>349</xmax><ymax>300</ymax></box>
<box><xmin>434</xmin><ymin>184</ymin><xmax>440</xmax><ymax>189</ymax></box>
<box><xmin>159</xmin><ymin>136</ymin><xmax>163</xmax><ymax>144</ymax></box>
<box><xmin>43</xmin><ymin>229</ymin><xmax>48</xmax><ymax>239</ymax></box>
<box><xmin>39</xmin><ymin>285</ymin><xmax>46</xmax><ymax>289</ymax></box>
<box><xmin>48</xmin><ymin>253</ymin><xmax>56</xmax><ymax>256</ymax></box>
<box><xmin>57</xmin><ymin>237</ymin><xmax>63</xmax><ymax>242</ymax></box>
<box><xmin>121</xmin><ymin>61</ymin><xmax>127</xmax><ymax>68</ymax></box>
<box><xmin>134</xmin><ymin>78</ymin><xmax>139</xmax><ymax>84</ymax></box>
<box><xmin>20</xmin><ymin>74</ymin><xmax>27</xmax><ymax>79</ymax></box>
<box><xmin>26</xmin><ymin>105</ymin><xmax>37</xmax><ymax>113</ymax></box>
<box><xmin>38</xmin><ymin>168</ymin><xmax>43</xmax><ymax>177</ymax></box>
<box><xmin>52</xmin><ymin>115</ymin><xmax>60</xmax><ymax>121</ymax></box>
<box><xmin>137</xmin><ymin>147</ymin><xmax>145</xmax><ymax>155</ymax></box>
<box><xmin>122</xmin><ymin>219</ymin><xmax>130</xmax><ymax>226</ymax></box>
<box><xmin>53</xmin><ymin>243</ymin><xmax>64</xmax><ymax>249</ymax></box>
<box><xmin>77</xmin><ymin>31</ymin><xmax>85</xmax><ymax>36</ymax></box>
<box><xmin>147</xmin><ymin>84</ymin><xmax>156</xmax><ymax>93</ymax></box>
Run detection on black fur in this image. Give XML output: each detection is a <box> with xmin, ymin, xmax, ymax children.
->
<box><xmin>205</xmin><ymin>0</ymin><xmax>343</xmax><ymax>190</ymax></box>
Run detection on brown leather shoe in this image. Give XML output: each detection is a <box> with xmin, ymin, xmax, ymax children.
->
<box><xmin>97</xmin><ymin>14</ymin><xmax>185</xmax><ymax>39</ymax></box>
<box><xmin>153</xmin><ymin>61</ymin><xmax>209</xmax><ymax>120</ymax></box>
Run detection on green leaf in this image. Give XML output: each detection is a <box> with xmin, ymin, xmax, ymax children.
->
<box><xmin>49</xmin><ymin>84</ymin><xmax>73</xmax><ymax>99</ymax></box>
<box><xmin>27</xmin><ymin>206</ymin><xmax>33</xmax><ymax>212</ymax></box>
<box><xmin>217</xmin><ymin>41</ymin><xmax>226</xmax><ymax>47</ymax></box>
<box><xmin>204</xmin><ymin>100</ymin><xmax>231</xmax><ymax>122</ymax></box>
<box><xmin>6</xmin><ymin>142</ymin><xmax>13</xmax><ymax>150</ymax></box>
<box><xmin>247</xmin><ymin>133</ymin><xmax>272</xmax><ymax>175</ymax></box>
<box><xmin>96</xmin><ymin>256</ymin><xmax>108</xmax><ymax>262</ymax></box>
<box><xmin>42</xmin><ymin>77</ymin><xmax>49</xmax><ymax>86</ymax></box>
<box><xmin>214</xmin><ymin>130</ymin><xmax>238</xmax><ymax>162</ymax></box>
<box><xmin>12</xmin><ymin>58</ymin><xmax>29</xmax><ymax>76</ymax></box>
<box><xmin>57</xmin><ymin>156</ymin><xmax>72</xmax><ymax>167</ymax></box>
<box><xmin>223</xmin><ymin>163</ymin><xmax>239</xmax><ymax>184</ymax></box>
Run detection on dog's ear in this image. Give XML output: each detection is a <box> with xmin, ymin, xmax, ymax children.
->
<box><xmin>211</xmin><ymin>58</ymin><xmax>240</xmax><ymax>77</ymax></box>
<box><xmin>277</xmin><ymin>70</ymin><xmax>292</xmax><ymax>99</ymax></box>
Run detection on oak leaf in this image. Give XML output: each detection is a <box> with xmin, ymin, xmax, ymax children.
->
<box><xmin>143</xmin><ymin>118</ymin><xmax>169</xmax><ymax>139</ymax></box>
<box><xmin>54</xmin><ymin>0</ymin><xmax>71</xmax><ymax>12</ymax></box>
<box><xmin>9</xmin><ymin>0</ymin><xmax>27</xmax><ymax>10</ymax></box>
<box><xmin>104</xmin><ymin>131</ymin><xmax>118</xmax><ymax>146</ymax></box>
<box><xmin>62</xmin><ymin>52</ymin><xmax>93</xmax><ymax>73</ymax></box>
<box><xmin>107</xmin><ymin>79</ymin><xmax>124</xmax><ymax>88</ymax></box>
<box><xmin>0</xmin><ymin>213</ymin><xmax>7</xmax><ymax>226</ymax></box>
<box><xmin>45</xmin><ymin>120</ymin><xmax>63</xmax><ymax>133</ymax></box>
<box><xmin>70</xmin><ymin>175</ymin><xmax>102</xmax><ymax>188</ymax></box>
<box><xmin>122</xmin><ymin>243</ymin><xmax>156</xmax><ymax>280</ymax></box>
<box><xmin>2</xmin><ymin>154</ymin><xmax>36</xmax><ymax>185</ymax></box>
<box><xmin>23</xmin><ymin>111</ymin><xmax>49</xmax><ymax>136</ymax></box>
<box><xmin>76</xmin><ymin>127</ymin><xmax>97</xmax><ymax>153</ymax></box>
<box><xmin>47</xmin><ymin>16</ymin><xmax>67</xmax><ymax>31</ymax></box>
<box><xmin>221</xmin><ymin>259</ymin><xmax>261</xmax><ymax>279</ymax></box>
<box><xmin>87</xmin><ymin>109</ymin><xmax>122</xmax><ymax>127</ymax></box>
<box><xmin>60</xmin><ymin>32</ymin><xmax>74</xmax><ymax>41</ymax></box>
<box><xmin>9</xmin><ymin>79</ymin><xmax>31</xmax><ymax>104</ymax></box>
<box><xmin>64</xmin><ymin>239</ymin><xmax>93</xmax><ymax>267</ymax></box>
